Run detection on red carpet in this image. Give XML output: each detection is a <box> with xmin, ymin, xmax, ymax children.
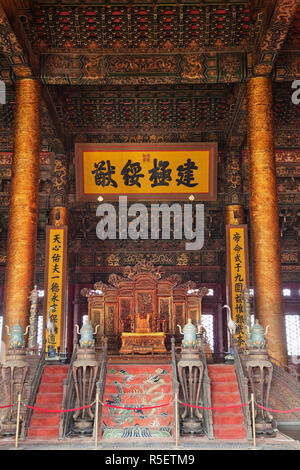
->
<box><xmin>208</xmin><ymin>364</ymin><xmax>247</xmax><ymax>439</ymax></box>
<box><xmin>101</xmin><ymin>363</ymin><xmax>173</xmax><ymax>439</ymax></box>
<box><xmin>27</xmin><ymin>365</ymin><xmax>69</xmax><ymax>440</ymax></box>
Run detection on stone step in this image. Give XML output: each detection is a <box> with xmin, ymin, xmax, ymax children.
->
<box><xmin>40</xmin><ymin>374</ymin><xmax>67</xmax><ymax>384</ymax></box>
<box><xmin>27</xmin><ymin>426</ymin><xmax>59</xmax><ymax>438</ymax></box>
<box><xmin>211</xmin><ymin>382</ymin><xmax>239</xmax><ymax>393</ymax></box>
<box><xmin>211</xmin><ymin>391</ymin><xmax>242</xmax><ymax>405</ymax></box>
<box><xmin>208</xmin><ymin>373</ymin><xmax>237</xmax><ymax>383</ymax></box>
<box><xmin>213</xmin><ymin>424</ymin><xmax>247</xmax><ymax>440</ymax></box>
<box><xmin>34</xmin><ymin>393</ymin><xmax>64</xmax><ymax>405</ymax></box>
<box><xmin>30</xmin><ymin>414</ymin><xmax>61</xmax><ymax>427</ymax></box>
<box><xmin>38</xmin><ymin>383</ymin><xmax>64</xmax><ymax>394</ymax></box>
<box><xmin>210</xmin><ymin>406</ymin><xmax>245</xmax><ymax>416</ymax></box>
<box><xmin>31</xmin><ymin>400</ymin><xmax>64</xmax><ymax>413</ymax></box>
<box><xmin>212</xmin><ymin>413</ymin><xmax>245</xmax><ymax>425</ymax></box>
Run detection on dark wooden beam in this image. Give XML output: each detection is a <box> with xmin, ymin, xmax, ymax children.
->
<box><xmin>224</xmin><ymin>83</ymin><xmax>247</xmax><ymax>150</ymax></box>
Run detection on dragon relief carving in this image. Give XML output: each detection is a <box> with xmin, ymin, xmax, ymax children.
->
<box><xmin>52</xmin><ymin>158</ymin><xmax>67</xmax><ymax>192</ymax></box>
<box><xmin>182</xmin><ymin>55</ymin><xmax>204</xmax><ymax>80</ymax></box>
<box><xmin>83</xmin><ymin>56</ymin><xmax>106</xmax><ymax>80</ymax></box>
<box><xmin>123</xmin><ymin>259</ymin><xmax>162</xmax><ymax>280</ymax></box>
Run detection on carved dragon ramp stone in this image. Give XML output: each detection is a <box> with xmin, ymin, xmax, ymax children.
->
<box><xmin>100</xmin><ymin>362</ymin><xmax>174</xmax><ymax>440</ymax></box>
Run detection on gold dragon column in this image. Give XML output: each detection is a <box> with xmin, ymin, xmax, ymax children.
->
<box><xmin>3</xmin><ymin>78</ymin><xmax>41</xmax><ymax>346</ymax></box>
<box><xmin>247</xmin><ymin>76</ymin><xmax>287</xmax><ymax>365</ymax></box>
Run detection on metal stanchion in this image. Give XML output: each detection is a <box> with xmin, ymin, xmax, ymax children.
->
<box><xmin>249</xmin><ymin>393</ymin><xmax>262</xmax><ymax>450</ymax></box>
<box><xmin>175</xmin><ymin>392</ymin><xmax>179</xmax><ymax>447</ymax></box>
<box><xmin>15</xmin><ymin>393</ymin><xmax>21</xmax><ymax>449</ymax></box>
<box><xmin>94</xmin><ymin>389</ymin><xmax>100</xmax><ymax>449</ymax></box>
<box><xmin>251</xmin><ymin>393</ymin><xmax>256</xmax><ymax>448</ymax></box>
<box><xmin>172</xmin><ymin>392</ymin><xmax>183</xmax><ymax>449</ymax></box>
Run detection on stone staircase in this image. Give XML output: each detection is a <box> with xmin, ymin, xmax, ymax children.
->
<box><xmin>100</xmin><ymin>362</ymin><xmax>173</xmax><ymax>440</ymax></box>
<box><xmin>27</xmin><ymin>365</ymin><xmax>69</xmax><ymax>440</ymax></box>
<box><xmin>24</xmin><ymin>361</ymin><xmax>252</xmax><ymax>441</ymax></box>
<box><xmin>208</xmin><ymin>364</ymin><xmax>247</xmax><ymax>439</ymax></box>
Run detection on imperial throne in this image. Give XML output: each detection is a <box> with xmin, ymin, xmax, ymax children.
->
<box><xmin>120</xmin><ymin>312</ymin><xmax>166</xmax><ymax>355</ymax></box>
<box><xmin>135</xmin><ymin>313</ymin><xmax>151</xmax><ymax>333</ymax></box>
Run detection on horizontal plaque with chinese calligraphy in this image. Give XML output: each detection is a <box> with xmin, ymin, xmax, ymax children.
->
<box><xmin>75</xmin><ymin>143</ymin><xmax>217</xmax><ymax>201</ymax></box>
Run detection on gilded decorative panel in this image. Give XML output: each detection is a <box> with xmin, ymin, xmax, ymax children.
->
<box><xmin>105</xmin><ymin>304</ymin><xmax>116</xmax><ymax>334</ymax></box>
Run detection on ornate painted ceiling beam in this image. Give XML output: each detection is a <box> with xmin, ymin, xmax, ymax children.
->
<box><xmin>45</xmin><ymin>84</ymin><xmax>234</xmax><ymax>136</ymax></box>
<box><xmin>14</xmin><ymin>0</ymin><xmax>261</xmax><ymax>85</ymax></box>
<box><xmin>40</xmin><ymin>52</ymin><xmax>247</xmax><ymax>86</ymax></box>
<box><xmin>250</xmin><ymin>0</ymin><xmax>300</xmax><ymax>76</ymax></box>
<box><xmin>274</xmin><ymin>51</ymin><xmax>300</xmax><ymax>81</ymax></box>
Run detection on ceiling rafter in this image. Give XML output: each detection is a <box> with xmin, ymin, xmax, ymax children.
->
<box><xmin>224</xmin><ymin>82</ymin><xmax>246</xmax><ymax>150</ymax></box>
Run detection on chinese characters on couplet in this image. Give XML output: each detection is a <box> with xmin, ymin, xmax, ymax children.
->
<box><xmin>91</xmin><ymin>158</ymin><xmax>200</xmax><ymax>188</ymax></box>
<box><xmin>48</xmin><ymin>232</ymin><xmax>62</xmax><ymax>349</ymax></box>
<box><xmin>232</xmin><ymin>230</ymin><xmax>246</xmax><ymax>348</ymax></box>
<box><xmin>45</xmin><ymin>228</ymin><xmax>66</xmax><ymax>354</ymax></box>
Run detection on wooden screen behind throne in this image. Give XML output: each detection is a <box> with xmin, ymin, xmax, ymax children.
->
<box><xmin>80</xmin><ymin>262</ymin><xmax>204</xmax><ymax>351</ymax></box>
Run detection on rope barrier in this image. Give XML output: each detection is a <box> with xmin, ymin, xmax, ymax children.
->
<box><xmin>179</xmin><ymin>400</ymin><xmax>250</xmax><ymax>410</ymax></box>
<box><xmin>24</xmin><ymin>403</ymin><xmax>94</xmax><ymax>413</ymax></box>
<box><xmin>2</xmin><ymin>398</ymin><xmax>299</xmax><ymax>415</ymax></box>
<box><xmin>256</xmin><ymin>403</ymin><xmax>300</xmax><ymax>414</ymax></box>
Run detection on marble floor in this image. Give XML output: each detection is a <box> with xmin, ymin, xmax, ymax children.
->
<box><xmin>0</xmin><ymin>432</ymin><xmax>299</xmax><ymax>451</ymax></box>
